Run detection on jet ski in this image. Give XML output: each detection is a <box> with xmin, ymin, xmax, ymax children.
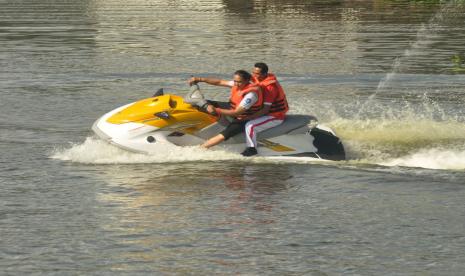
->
<box><xmin>92</xmin><ymin>85</ymin><xmax>345</xmax><ymax>160</ymax></box>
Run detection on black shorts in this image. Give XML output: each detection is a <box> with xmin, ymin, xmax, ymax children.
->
<box><xmin>220</xmin><ymin>119</ymin><xmax>247</xmax><ymax>140</ymax></box>
<box><xmin>207</xmin><ymin>100</ymin><xmax>230</xmax><ymax>109</ymax></box>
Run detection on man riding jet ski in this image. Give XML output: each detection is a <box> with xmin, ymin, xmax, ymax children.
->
<box><xmin>92</xmin><ymin>83</ymin><xmax>345</xmax><ymax>161</ymax></box>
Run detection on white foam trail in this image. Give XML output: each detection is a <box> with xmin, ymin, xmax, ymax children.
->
<box><xmin>51</xmin><ymin>137</ymin><xmax>241</xmax><ymax>164</ymax></box>
<box><xmin>50</xmin><ymin>137</ymin><xmax>339</xmax><ymax>166</ymax></box>
<box><xmin>327</xmin><ymin>116</ymin><xmax>465</xmax><ymax>171</ymax></box>
<box><xmin>381</xmin><ymin>147</ymin><xmax>465</xmax><ymax>171</ymax></box>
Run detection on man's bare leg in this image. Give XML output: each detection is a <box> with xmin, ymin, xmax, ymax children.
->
<box><xmin>201</xmin><ymin>134</ymin><xmax>225</xmax><ymax>149</ymax></box>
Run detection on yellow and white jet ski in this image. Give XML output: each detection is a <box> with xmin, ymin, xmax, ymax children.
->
<box><xmin>92</xmin><ymin>85</ymin><xmax>345</xmax><ymax>160</ymax></box>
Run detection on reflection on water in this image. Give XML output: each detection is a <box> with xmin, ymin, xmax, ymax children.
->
<box><xmin>2</xmin><ymin>0</ymin><xmax>464</xmax><ymax>76</ymax></box>
<box><xmin>221</xmin><ymin>0</ymin><xmax>441</xmax><ymax>20</ymax></box>
<box><xmin>91</xmin><ymin>163</ymin><xmax>294</xmax><ymax>272</ymax></box>
<box><xmin>0</xmin><ymin>0</ymin><xmax>98</xmax><ymax>51</ymax></box>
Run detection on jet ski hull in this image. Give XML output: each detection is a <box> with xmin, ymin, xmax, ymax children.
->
<box><xmin>92</xmin><ymin>93</ymin><xmax>345</xmax><ymax>160</ymax></box>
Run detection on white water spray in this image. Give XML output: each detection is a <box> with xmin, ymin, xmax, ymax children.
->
<box><xmin>370</xmin><ymin>1</ymin><xmax>456</xmax><ymax>100</ymax></box>
<box><xmin>381</xmin><ymin>147</ymin><xmax>465</xmax><ymax>171</ymax></box>
<box><xmin>51</xmin><ymin>137</ymin><xmax>242</xmax><ymax>164</ymax></box>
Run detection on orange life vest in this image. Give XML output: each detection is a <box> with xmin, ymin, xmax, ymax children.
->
<box><xmin>229</xmin><ymin>83</ymin><xmax>263</xmax><ymax>120</ymax></box>
<box><xmin>252</xmin><ymin>73</ymin><xmax>289</xmax><ymax>118</ymax></box>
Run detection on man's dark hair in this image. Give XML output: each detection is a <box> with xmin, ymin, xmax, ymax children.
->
<box><xmin>234</xmin><ymin>70</ymin><xmax>252</xmax><ymax>82</ymax></box>
<box><xmin>254</xmin><ymin>62</ymin><xmax>269</xmax><ymax>75</ymax></box>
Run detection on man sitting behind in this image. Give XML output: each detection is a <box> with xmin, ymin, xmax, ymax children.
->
<box><xmin>241</xmin><ymin>62</ymin><xmax>289</xmax><ymax>156</ymax></box>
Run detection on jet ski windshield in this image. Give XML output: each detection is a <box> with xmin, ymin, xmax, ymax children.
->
<box><xmin>184</xmin><ymin>84</ymin><xmax>206</xmax><ymax>106</ymax></box>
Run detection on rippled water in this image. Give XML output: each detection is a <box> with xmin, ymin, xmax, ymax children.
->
<box><xmin>2</xmin><ymin>0</ymin><xmax>465</xmax><ymax>274</ymax></box>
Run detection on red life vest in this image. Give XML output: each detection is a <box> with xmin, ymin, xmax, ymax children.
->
<box><xmin>229</xmin><ymin>83</ymin><xmax>263</xmax><ymax>120</ymax></box>
<box><xmin>252</xmin><ymin>73</ymin><xmax>289</xmax><ymax>118</ymax></box>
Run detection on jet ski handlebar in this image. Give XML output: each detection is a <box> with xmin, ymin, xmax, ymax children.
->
<box><xmin>184</xmin><ymin>84</ymin><xmax>207</xmax><ymax>108</ymax></box>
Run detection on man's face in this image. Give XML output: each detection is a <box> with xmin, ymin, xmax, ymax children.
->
<box><xmin>233</xmin><ymin>74</ymin><xmax>246</xmax><ymax>88</ymax></box>
<box><xmin>252</xmin><ymin>67</ymin><xmax>266</xmax><ymax>81</ymax></box>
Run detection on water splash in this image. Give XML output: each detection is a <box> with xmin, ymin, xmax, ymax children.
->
<box><xmin>51</xmin><ymin>119</ymin><xmax>465</xmax><ymax>171</ymax></box>
<box><xmin>325</xmin><ymin>104</ymin><xmax>465</xmax><ymax>171</ymax></box>
<box><xmin>368</xmin><ymin>0</ymin><xmax>458</xmax><ymax>102</ymax></box>
<box><xmin>51</xmin><ymin>137</ymin><xmax>241</xmax><ymax>164</ymax></box>
<box><xmin>50</xmin><ymin>137</ymin><xmax>334</xmax><ymax>166</ymax></box>
<box><xmin>381</xmin><ymin>147</ymin><xmax>465</xmax><ymax>171</ymax></box>
<box><xmin>374</xmin><ymin>59</ymin><xmax>400</xmax><ymax>95</ymax></box>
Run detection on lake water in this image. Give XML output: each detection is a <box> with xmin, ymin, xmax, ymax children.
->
<box><xmin>2</xmin><ymin>0</ymin><xmax>465</xmax><ymax>274</ymax></box>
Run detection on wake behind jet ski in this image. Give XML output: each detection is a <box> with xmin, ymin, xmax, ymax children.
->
<box><xmin>92</xmin><ymin>85</ymin><xmax>345</xmax><ymax>161</ymax></box>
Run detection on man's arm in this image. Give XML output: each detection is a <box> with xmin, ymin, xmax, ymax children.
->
<box><xmin>206</xmin><ymin>92</ymin><xmax>257</xmax><ymax>117</ymax></box>
<box><xmin>206</xmin><ymin>104</ymin><xmax>247</xmax><ymax>117</ymax></box>
<box><xmin>244</xmin><ymin>84</ymin><xmax>277</xmax><ymax>119</ymax></box>
<box><xmin>189</xmin><ymin>77</ymin><xmax>232</xmax><ymax>87</ymax></box>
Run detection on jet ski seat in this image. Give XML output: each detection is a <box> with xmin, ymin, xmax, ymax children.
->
<box><xmin>228</xmin><ymin>115</ymin><xmax>317</xmax><ymax>144</ymax></box>
<box><xmin>195</xmin><ymin>115</ymin><xmax>317</xmax><ymax>142</ymax></box>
